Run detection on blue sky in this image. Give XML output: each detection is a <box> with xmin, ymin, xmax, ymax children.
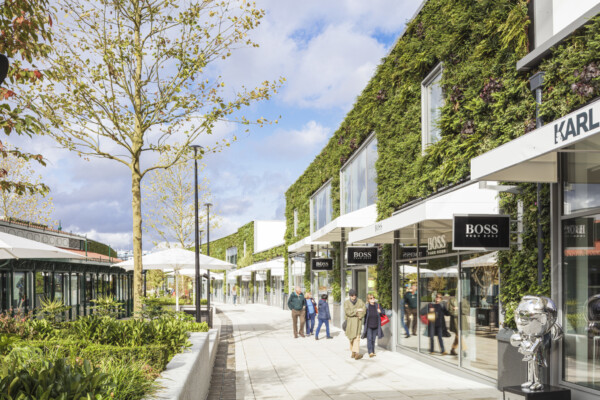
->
<box><xmin>13</xmin><ymin>1</ymin><xmax>421</xmax><ymax>250</ymax></box>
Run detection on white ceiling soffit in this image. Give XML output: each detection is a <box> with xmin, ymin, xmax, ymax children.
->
<box><xmin>287</xmin><ymin>236</ymin><xmax>329</xmax><ymax>253</ymax></box>
<box><xmin>348</xmin><ymin>182</ymin><xmax>499</xmax><ymax>244</ymax></box>
<box><xmin>471</xmin><ymin>97</ymin><xmax>600</xmax><ymax>182</ymax></box>
<box><xmin>310</xmin><ymin>204</ymin><xmax>377</xmax><ymax>243</ymax></box>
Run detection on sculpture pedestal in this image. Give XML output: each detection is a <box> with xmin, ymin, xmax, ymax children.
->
<box><xmin>503</xmin><ymin>386</ymin><xmax>570</xmax><ymax>400</ymax></box>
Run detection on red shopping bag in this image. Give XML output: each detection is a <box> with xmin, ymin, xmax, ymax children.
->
<box><xmin>380</xmin><ymin>314</ymin><xmax>390</xmax><ymax>326</ymax></box>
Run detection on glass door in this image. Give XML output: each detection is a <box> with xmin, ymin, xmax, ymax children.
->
<box><xmin>459</xmin><ymin>252</ymin><xmax>499</xmax><ymax>378</ymax></box>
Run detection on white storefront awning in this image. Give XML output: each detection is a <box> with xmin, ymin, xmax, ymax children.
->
<box><xmin>287</xmin><ymin>236</ymin><xmax>329</xmax><ymax>253</ymax></box>
<box><xmin>461</xmin><ymin>251</ymin><xmax>498</xmax><ymax>267</ymax></box>
<box><xmin>227</xmin><ymin>266</ymin><xmax>252</xmax><ymax>279</ymax></box>
<box><xmin>249</xmin><ymin>258</ymin><xmax>284</xmax><ymax>271</ymax></box>
<box><xmin>471</xmin><ymin>98</ymin><xmax>600</xmax><ymax>182</ymax></box>
<box><xmin>348</xmin><ymin>182</ymin><xmax>500</xmax><ymax>244</ymax></box>
<box><xmin>311</xmin><ymin>204</ymin><xmax>377</xmax><ymax>243</ymax></box>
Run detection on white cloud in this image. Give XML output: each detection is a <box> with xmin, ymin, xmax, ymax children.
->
<box><xmin>73</xmin><ymin>229</ymin><xmax>132</xmax><ymax>250</ymax></box>
<box><xmin>261</xmin><ymin>121</ymin><xmax>330</xmax><ymax>158</ymax></box>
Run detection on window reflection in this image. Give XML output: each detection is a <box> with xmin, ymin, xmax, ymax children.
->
<box><xmin>562</xmin><ymin>212</ymin><xmax>600</xmax><ymax>390</ymax></box>
<box><xmin>341</xmin><ymin>136</ymin><xmax>378</xmax><ymax>214</ymax></box>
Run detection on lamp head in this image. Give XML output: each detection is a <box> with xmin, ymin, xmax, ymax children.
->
<box><xmin>204</xmin><ymin>203</ymin><xmax>213</xmax><ymax>208</ymax></box>
<box><xmin>189</xmin><ymin>144</ymin><xmax>203</xmax><ymax>155</ymax></box>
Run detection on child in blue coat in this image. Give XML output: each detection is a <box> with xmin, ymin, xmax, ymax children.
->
<box><xmin>315</xmin><ymin>294</ymin><xmax>333</xmax><ymax>340</ymax></box>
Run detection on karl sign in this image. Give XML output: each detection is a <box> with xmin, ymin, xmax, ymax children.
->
<box><xmin>453</xmin><ymin>214</ymin><xmax>510</xmax><ymax>250</ymax></box>
<box><xmin>347</xmin><ymin>247</ymin><xmax>378</xmax><ymax>264</ymax></box>
<box><xmin>311</xmin><ymin>258</ymin><xmax>333</xmax><ymax>271</ymax></box>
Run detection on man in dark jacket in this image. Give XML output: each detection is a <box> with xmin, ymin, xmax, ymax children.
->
<box><xmin>404</xmin><ymin>283</ymin><xmax>418</xmax><ymax>336</ymax></box>
<box><xmin>287</xmin><ymin>286</ymin><xmax>305</xmax><ymax>338</ymax></box>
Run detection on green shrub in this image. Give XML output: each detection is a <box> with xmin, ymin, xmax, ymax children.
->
<box><xmin>0</xmin><ymin>357</ymin><xmax>111</xmax><ymax>400</ymax></box>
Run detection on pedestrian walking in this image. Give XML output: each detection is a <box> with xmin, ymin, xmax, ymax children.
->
<box><xmin>428</xmin><ymin>293</ymin><xmax>450</xmax><ymax>355</ymax></box>
<box><xmin>362</xmin><ymin>294</ymin><xmax>384</xmax><ymax>357</ymax></box>
<box><xmin>344</xmin><ymin>289</ymin><xmax>365</xmax><ymax>360</ymax></box>
<box><xmin>404</xmin><ymin>283</ymin><xmax>418</xmax><ymax>337</ymax></box>
<box><xmin>305</xmin><ymin>292</ymin><xmax>317</xmax><ymax>335</ymax></box>
<box><xmin>448</xmin><ymin>295</ymin><xmax>468</xmax><ymax>356</ymax></box>
<box><xmin>232</xmin><ymin>284</ymin><xmax>237</xmax><ymax>306</ymax></box>
<box><xmin>287</xmin><ymin>286</ymin><xmax>306</xmax><ymax>338</ymax></box>
<box><xmin>315</xmin><ymin>294</ymin><xmax>333</xmax><ymax>340</ymax></box>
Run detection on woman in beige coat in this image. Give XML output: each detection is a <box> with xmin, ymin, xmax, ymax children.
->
<box><xmin>344</xmin><ymin>289</ymin><xmax>366</xmax><ymax>360</ymax></box>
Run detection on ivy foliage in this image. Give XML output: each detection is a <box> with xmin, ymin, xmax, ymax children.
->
<box><xmin>284</xmin><ymin>0</ymin><xmax>600</xmax><ymax>320</ymax></box>
<box><xmin>199</xmin><ymin>222</ymin><xmax>285</xmax><ymax>294</ymax></box>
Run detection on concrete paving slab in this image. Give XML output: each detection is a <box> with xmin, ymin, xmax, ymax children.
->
<box><xmin>212</xmin><ymin>302</ymin><xmax>502</xmax><ymax>400</ymax></box>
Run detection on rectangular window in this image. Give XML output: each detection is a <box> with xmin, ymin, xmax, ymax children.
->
<box><xmin>311</xmin><ymin>182</ymin><xmax>333</xmax><ymax>232</ymax></box>
<box><xmin>421</xmin><ymin>64</ymin><xmax>443</xmax><ymax>151</ymax></box>
<box><xmin>293</xmin><ymin>209</ymin><xmax>298</xmax><ymax>237</ymax></box>
<box><xmin>341</xmin><ymin>135</ymin><xmax>378</xmax><ymax>215</ymax></box>
<box><xmin>563</xmin><ymin>152</ymin><xmax>600</xmax><ymax>215</ymax></box>
<box><xmin>226</xmin><ymin>247</ymin><xmax>238</xmax><ymax>265</ymax></box>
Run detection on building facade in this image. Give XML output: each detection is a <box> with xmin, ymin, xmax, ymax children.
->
<box><xmin>284</xmin><ymin>0</ymin><xmax>600</xmax><ymax>397</ymax></box>
<box><xmin>0</xmin><ymin>218</ymin><xmax>133</xmax><ymax>318</ymax></box>
<box><xmin>202</xmin><ymin>220</ymin><xmax>286</xmax><ymax>306</ymax></box>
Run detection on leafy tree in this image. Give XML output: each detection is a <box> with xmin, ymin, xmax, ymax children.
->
<box><xmin>143</xmin><ymin>152</ymin><xmax>219</xmax><ymax>249</ymax></box>
<box><xmin>34</xmin><ymin>0</ymin><xmax>282</xmax><ymax>312</ymax></box>
<box><xmin>0</xmin><ymin>144</ymin><xmax>55</xmax><ymax>226</ymax></box>
<box><xmin>0</xmin><ymin>0</ymin><xmax>53</xmax><ymax>195</ymax></box>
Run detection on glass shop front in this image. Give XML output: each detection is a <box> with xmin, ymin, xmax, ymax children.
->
<box><xmin>395</xmin><ymin>220</ymin><xmax>499</xmax><ymax>380</ymax></box>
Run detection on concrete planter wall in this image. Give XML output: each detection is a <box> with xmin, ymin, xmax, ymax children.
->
<box><xmin>149</xmin><ymin>329</ymin><xmax>220</xmax><ymax>400</ymax></box>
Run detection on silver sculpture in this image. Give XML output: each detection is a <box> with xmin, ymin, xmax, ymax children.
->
<box><xmin>510</xmin><ymin>295</ymin><xmax>563</xmax><ymax>391</ymax></box>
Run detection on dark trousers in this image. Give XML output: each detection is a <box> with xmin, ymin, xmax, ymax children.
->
<box><xmin>315</xmin><ymin>319</ymin><xmax>330</xmax><ymax>338</ymax></box>
<box><xmin>399</xmin><ymin>301</ymin><xmax>409</xmax><ymax>335</ymax></box>
<box><xmin>366</xmin><ymin>327</ymin><xmax>378</xmax><ymax>354</ymax></box>
<box><xmin>430</xmin><ymin>326</ymin><xmax>445</xmax><ymax>353</ymax></box>
<box><xmin>406</xmin><ymin>307</ymin><xmax>417</xmax><ymax>335</ymax></box>
<box><xmin>306</xmin><ymin>313</ymin><xmax>316</xmax><ymax>334</ymax></box>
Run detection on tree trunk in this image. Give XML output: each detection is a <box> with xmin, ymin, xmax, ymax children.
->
<box><xmin>131</xmin><ymin>167</ymin><xmax>143</xmax><ymax>314</ymax></box>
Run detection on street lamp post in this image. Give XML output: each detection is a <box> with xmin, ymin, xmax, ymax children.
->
<box><xmin>190</xmin><ymin>144</ymin><xmax>203</xmax><ymax>323</ymax></box>
<box><xmin>204</xmin><ymin>202</ymin><xmax>213</xmax><ymax>327</ymax></box>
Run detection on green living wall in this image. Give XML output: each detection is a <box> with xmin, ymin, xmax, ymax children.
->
<box><xmin>285</xmin><ymin>0</ymin><xmax>600</xmax><ymax>325</ymax></box>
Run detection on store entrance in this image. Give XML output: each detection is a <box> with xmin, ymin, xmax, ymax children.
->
<box><xmin>354</xmin><ymin>269</ymin><xmax>367</xmax><ymax>303</ymax></box>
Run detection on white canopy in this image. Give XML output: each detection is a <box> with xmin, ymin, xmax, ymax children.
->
<box><xmin>175</xmin><ymin>268</ymin><xmax>224</xmax><ymax>280</ymax></box>
<box><xmin>113</xmin><ymin>248</ymin><xmax>235</xmax><ymax>271</ymax></box>
<box><xmin>249</xmin><ymin>258</ymin><xmax>284</xmax><ymax>271</ymax></box>
<box><xmin>420</xmin><ymin>266</ymin><xmax>459</xmax><ymax>277</ymax></box>
<box><xmin>461</xmin><ymin>251</ymin><xmax>498</xmax><ymax>267</ymax></box>
<box><xmin>397</xmin><ymin>264</ymin><xmax>434</xmax><ymax>275</ymax></box>
<box><xmin>227</xmin><ymin>265</ymin><xmax>252</xmax><ymax>279</ymax></box>
<box><xmin>0</xmin><ymin>232</ymin><xmax>83</xmax><ymax>260</ymax></box>
<box><xmin>112</xmin><ymin>248</ymin><xmax>233</xmax><ymax>311</ymax></box>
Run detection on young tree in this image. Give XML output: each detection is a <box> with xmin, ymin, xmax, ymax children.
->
<box><xmin>0</xmin><ymin>148</ymin><xmax>55</xmax><ymax>226</ymax></box>
<box><xmin>0</xmin><ymin>0</ymin><xmax>53</xmax><ymax>195</ymax></box>
<box><xmin>143</xmin><ymin>152</ymin><xmax>219</xmax><ymax>249</ymax></box>
<box><xmin>35</xmin><ymin>0</ymin><xmax>281</xmax><ymax>312</ymax></box>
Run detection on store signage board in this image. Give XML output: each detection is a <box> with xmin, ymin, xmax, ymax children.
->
<box><xmin>564</xmin><ymin>217</ymin><xmax>594</xmax><ymax>248</ymax></box>
<box><xmin>347</xmin><ymin>247</ymin><xmax>378</xmax><ymax>265</ymax></box>
<box><xmin>453</xmin><ymin>214</ymin><xmax>510</xmax><ymax>250</ymax></box>
<box><xmin>399</xmin><ymin>246</ymin><xmax>427</xmax><ymax>260</ymax></box>
<box><xmin>311</xmin><ymin>258</ymin><xmax>333</xmax><ymax>271</ymax></box>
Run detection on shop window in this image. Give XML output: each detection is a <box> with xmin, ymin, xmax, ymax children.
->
<box><xmin>562</xmin><ymin>212</ymin><xmax>600</xmax><ymax>390</ymax></box>
<box><xmin>311</xmin><ymin>181</ymin><xmax>333</xmax><ymax>232</ymax></box>
<box><xmin>563</xmin><ymin>152</ymin><xmax>600</xmax><ymax>215</ymax></box>
<box><xmin>459</xmin><ymin>252</ymin><xmax>499</xmax><ymax>379</ymax></box>
<box><xmin>226</xmin><ymin>247</ymin><xmax>238</xmax><ymax>265</ymax></box>
<box><xmin>421</xmin><ymin>64</ymin><xmax>443</xmax><ymax>152</ymax></box>
<box><xmin>12</xmin><ymin>272</ymin><xmax>27</xmax><ymax>310</ymax></box>
<box><xmin>341</xmin><ymin>135</ymin><xmax>378</xmax><ymax>215</ymax></box>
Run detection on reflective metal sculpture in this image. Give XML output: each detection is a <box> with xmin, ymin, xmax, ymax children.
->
<box><xmin>510</xmin><ymin>295</ymin><xmax>563</xmax><ymax>391</ymax></box>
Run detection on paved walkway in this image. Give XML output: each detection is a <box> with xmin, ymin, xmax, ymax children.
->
<box><xmin>207</xmin><ymin>310</ymin><xmax>236</xmax><ymax>400</ymax></box>
<box><xmin>215</xmin><ymin>303</ymin><xmax>503</xmax><ymax>400</ymax></box>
